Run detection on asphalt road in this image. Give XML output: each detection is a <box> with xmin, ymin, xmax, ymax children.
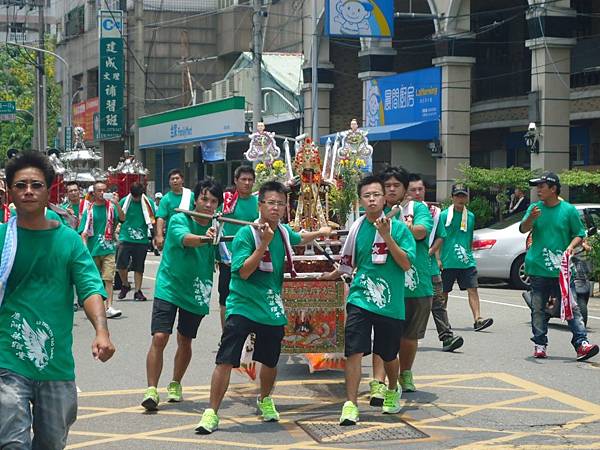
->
<box><xmin>67</xmin><ymin>254</ymin><xmax>600</xmax><ymax>449</ymax></box>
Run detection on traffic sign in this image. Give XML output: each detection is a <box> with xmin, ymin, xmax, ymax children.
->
<box><xmin>0</xmin><ymin>101</ymin><xmax>16</xmax><ymax>121</ymax></box>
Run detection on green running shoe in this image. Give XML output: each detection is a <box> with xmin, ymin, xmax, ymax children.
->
<box><xmin>399</xmin><ymin>370</ymin><xmax>416</xmax><ymax>393</ymax></box>
<box><xmin>141</xmin><ymin>386</ymin><xmax>159</xmax><ymax>411</ymax></box>
<box><xmin>382</xmin><ymin>387</ymin><xmax>402</xmax><ymax>414</ymax></box>
<box><xmin>167</xmin><ymin>381</ymin><xmax>183</xmax><ymax>402</ymax></box>
<box><xmin>369</xmin><ymin>379</ymin><xmax>386</xmax><ymax>407</ymax></box>
<box><xmin>195</xmin><ymin>408</ymin><xmax>219</xmax><ymax>434</ymax></box>
<box><xmin>339</xmin><ymin>400</ymin><xmax>359</xmax><ymax>426</ymax></box>
<box><xmin>257</xmin><ymin>396</ymin><xmax>280</xmax><ymax>422</ymax></box>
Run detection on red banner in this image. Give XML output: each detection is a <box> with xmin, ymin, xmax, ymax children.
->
<box><xmin>72</xmin><ymin>97</ymin><xmax>99</xmax><ymax>141</ymax></box>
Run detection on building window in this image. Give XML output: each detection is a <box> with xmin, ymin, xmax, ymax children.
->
<box><xmin>87</xmin><ymin>68</ymin><xmax>98</xmax><ymax>99</ymax></box>
<box><xmin>8</xmin><ymin>23</ymin><xmax>26</xmax><ymax>42</ymax></box>
<box><xmin>570</xmin><ymin>144</ymin><xmax>585</xmax><ymax>167</ymax></box>
<box><xmin>65</xmin><ymin>5</ymin><xmax>85</xmax><ymax>39</ymax></box>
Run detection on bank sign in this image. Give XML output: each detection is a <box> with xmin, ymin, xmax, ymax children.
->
<box><xmin>138</xmin><ymin>97</ymin><xmax>246</xmax><ymax>149</ymax></box>
<box><xmin>364</xmin><ymin>67</ymin><xmax>441</xmax><ymax>127</ymax></box>
<box><xmin>98</xmin><ymin>10</ymin><xmax>124</xmax><ymax>139</ymax></box>
<box><xmin>325</xmin><ymin>0</ymin><xmax>393</xmax><ymax>38</ymax></box>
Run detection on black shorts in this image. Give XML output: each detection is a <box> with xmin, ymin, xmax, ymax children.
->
<box><xmin>344</xmin><ymin>303</ymin><xmax>404</xmax><ymax>362</ymax></box>
<box><xmin>216</xmin><ymin>314</ymin><xmax>285</xmax><ymax>369</ymax></box>
<box><xmin>441</xmin><ymin>267</ymin><xmax>479</xmax><ymax>293</ymax></box>
<box><xmin>150</xmin><ymin>298</ymin><xmax>204</xmax><ymax>339</ymax></box>
<box><xmin>116</xmin><ymin>242</ymin><xmax>148</xmax><ymax>273</ymax></box>
<box><xmin>218</xmin><ymin>263</ymin><xmax>231</xmax><ymax>307</ymax></box>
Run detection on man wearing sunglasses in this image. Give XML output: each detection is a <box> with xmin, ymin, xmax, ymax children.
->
<box><xmin>0</xmin><ymin>151</ymin><xmax>115</xmax><ymax>449</ymax></box>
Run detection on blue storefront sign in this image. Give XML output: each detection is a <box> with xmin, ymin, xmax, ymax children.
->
<box><xmin>325</xmin><ymin>0</ymin><xmax>393</xmax><ymax>38</ymax></box>
<box><xmin>365</xmin><ymin>67</ymin><xmax>441</xmax><ymax>127</ymax></box>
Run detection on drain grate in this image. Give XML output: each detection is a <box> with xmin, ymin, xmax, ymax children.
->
<box><xmin>296</xmin><ymin>414</ymin><xmax>429</xmax><ymax>444</ymax></box>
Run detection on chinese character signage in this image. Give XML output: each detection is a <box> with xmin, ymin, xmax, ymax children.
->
<box><xmin>98</xmin><ymin>10</ymin><xmax>124</xmax><ymax>139</ymax></box>
<box><xmin>365</xmin><ymin>67</ymin><xmax>441</xmax><ymax>127</ymax></box>
<box><xmin>325</xmin><ymin>0</ymin><xmax>393</xmax><ymax>38</ymax></box>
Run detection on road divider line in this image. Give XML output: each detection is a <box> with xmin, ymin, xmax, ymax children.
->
<box><xmin>449</xmin><ymin>294</ymin><xmax>600</xmax><ymax>321</ymax></box>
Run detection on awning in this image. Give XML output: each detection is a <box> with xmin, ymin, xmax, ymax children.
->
<box><xmin>319</xmin><ymin>121</ymin><xmax>438</xmax><ymax>145</ymax></box>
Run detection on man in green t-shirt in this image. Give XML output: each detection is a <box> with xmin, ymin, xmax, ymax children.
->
<box><xmin>79</xmin><ymin>180</ymin><xmax>125</xmax><ymax>319</ymax></box>
<box><xmin>321</xmin><ymin>175</ymin><xmax>416</xmax><ymax>426</ymax></box>
<box><xmin>408</xmin><ymin>174</ymin><xmax>463</xmax><ymax>353</ymax></box>
<box><xmin>520</xmin><ymin>172</ymin><xmax>598</xmax><ymax>361</ymax></box>
<box><xmin>195</xmin><ymin>181</ymin><xmax>332</xmax><ymax>435</ymax></box>
<box><xmin>61</xmin><ymin>180</ymin><xmax>82</xmax><ymax>227</ymax></box>
<box><xmin>0</xmin><ymin>151</ymin><xmax>115</xmax><ymax>449</ymax></box>
<box><xmin>141</xmin><ymin>179</ymin><xmax>223</xmax><ymax>411</ymax></box>
<box><xmin>116</xmin><ymin>182</ymin><xmax>156</xmax><ymax>302</ymax></box>
<box><xmin>369</xmin><ymin>167</ymin><xmax>432</xmax><ymax>399</ymax></box>
<box><xmin>154</xmin><ymin>168</ymin><xmax>195</xmax><ymax>250</ymax></box>
<box><xmin>217</xmin><ymin>165</ymin><xmax>258</xmax><ymax>329</ymax></box>
<box><xmin>440</xmin><ymin>183</ymin><xmax>493</xmax><ymax>332</ymax></box>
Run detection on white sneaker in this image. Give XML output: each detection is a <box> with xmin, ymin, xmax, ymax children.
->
<box><xmin>105</xmin><ymin>307</ymin><xmax>122</xmax><ymax>319</ymax></box>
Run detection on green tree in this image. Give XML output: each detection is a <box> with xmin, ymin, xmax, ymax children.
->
<box><xmin>457</xmin><ymin>165</ymin><xmax>534</xmax><ymax>220</ymax></box>
<box><xmin>0</xmin><ymin>37</ymin><xmax>61</xmax><ymax>163</ymax></box>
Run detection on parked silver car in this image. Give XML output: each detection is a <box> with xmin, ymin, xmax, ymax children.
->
<box><xmin>472</xmin><ymin>203</ymin><xmax>600</xmax><ymax>289</ymax></box>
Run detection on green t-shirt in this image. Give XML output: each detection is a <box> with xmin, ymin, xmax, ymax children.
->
<box><xmin>61</xmin><ymin>201</ymin><xmax>80</xmax><ymax>219</ymax></box>
<box><xmin>385</xmin><ymin>202</ymin><xmax>433</xmax><ymax>298</ymax></box>
<box><xmin>226</xmin><ymin>224</ymin><xmax>302</xmax><ymax>326</ymax></box>
<box><xmin>154</xmin><ymin>213</ymin><xmax>215</xmax><ymax>315</ymax></box>
<box><xmin>347</xmin><ymin>218</ymin><xmax>416</xmax><ymax>320</ymax></box>
<box><xmin>218</xmin><ymin>195</ymin><xmax>259</xmax><ymax>254</ymax></box>
<box><xmin>430</xmin><ymin>211</ymin><xmax>447</xmax><ymax>277</ymax></box>
<box><xmin>0</xmin><ymin>223</ymin><xmax>107</xmax><ymax>381</ymax></box>
<box><xmin>439</xmin><ymin>208</ymin><xmax>476</xmax><ymax>269</ymax></box>
<box><xmin>118</xmin><ymin>197</ymin><xmax>156</xmax><ymax>244</ymax></box>
<box><xmin>156</xmin><ymin>190</ymin><xmax>195</xmax><ymax>224</ymax></box>
<box><xmin>78</xmin><ymin>204</ymin><xmax>119</xmax><ymax>257</ymax></box>
<box><xmin>522</xmin><ymin>200</ymin><xmax>585</xmax><ymax>278</ymax></box>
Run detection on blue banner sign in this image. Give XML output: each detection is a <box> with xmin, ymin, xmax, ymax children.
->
<box><xmin>325</xmin><ymin>0</ymin><xmax>393</xmax><ymax>38</ymax></box>
<box><xmin>365</xmin><ymin>67</ymin><xmax>441</xmax><ymax>127</ymax></box>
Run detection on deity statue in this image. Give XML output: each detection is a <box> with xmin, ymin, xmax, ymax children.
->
<box><xmin>337</xmin><ymin>118</ymin><xmax>373</xmax><ymax>160</ymax></box>
<box><xmin>244</xmin><ymin>122</ymin><xmax>281</xmax><ymax>163</ymax></box>
<box><xmin>290</xmin><ymin>138</ymin><xmax>330</xmax><ymax>231</ymax></box>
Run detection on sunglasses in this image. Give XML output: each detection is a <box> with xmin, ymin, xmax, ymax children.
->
<box><xmin>13</xmin><ymin>181</ymin><xmax>46</xmax><ymax>190</ymax></box>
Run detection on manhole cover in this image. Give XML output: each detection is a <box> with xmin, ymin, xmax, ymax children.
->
<box><xmin>296</xmin><ymin>414</ymin><xmax>429</xmax><ymax>444</ymax></box>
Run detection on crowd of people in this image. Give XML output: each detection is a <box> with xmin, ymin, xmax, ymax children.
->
<box><xmin>0</xmin><ymin>151</ymin><xmax>597</xmax><ymax>447</ymax></box>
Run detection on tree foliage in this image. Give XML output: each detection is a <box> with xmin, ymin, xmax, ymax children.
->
<box><xmin>0</xmin><ymin>37</ymin><xmax>61</xmax><ymax>163</ymax></box>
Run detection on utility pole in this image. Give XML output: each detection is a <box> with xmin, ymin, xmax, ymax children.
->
<box><xmin>133</xmin><ymin>0</ymin><xmax>145</xmax><ymax>161</ymax></box>
<box><xmin>311</xmin><ymin>0</ymin><xmax>318</xmax><ymax>143</ymax></box>
<box><xmin>33</xmin><ymin>0</ymin><xmax>47</xmax><ymax>152</ymax></box>
<box><xmin>252</xmin><ymin>0</ymin><xmax>264</xmax><ymax>130</ymax></box>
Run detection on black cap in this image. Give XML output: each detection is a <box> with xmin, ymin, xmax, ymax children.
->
<box><xmin>529</xmin><ymin>171</ymin><xmax>560</xmax><ymax>187</ymax></box>
<box><xmin>451</xmin><ymin>183</ymin><xmax>469</xmax><ymax>196</ymax></box>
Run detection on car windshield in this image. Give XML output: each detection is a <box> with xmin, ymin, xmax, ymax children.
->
<box><xmin>487</xmin><ymin>211</ymin><xmax>526</xmax><ymax>230</ymax></box>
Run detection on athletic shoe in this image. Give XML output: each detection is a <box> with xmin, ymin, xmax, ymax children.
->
<box><xmin>118</xmin><ymin>284</ymin><xmax>131</xmax><ymax>300</ymax></box>
<box><xmin>474</xmin><ymin>317</ymin><xmax>494</xmax><ymax>331</ymax></box>
<box><xmin>442</xmin><ymin>335</ymin><xmax>464</xmax><ymax>352</ymax></box>
<box><xmin>154</xmin><ymin>249</ymin><xmax>161</xmax><ymax>256</ymax></box>
<box><xmin>167</xmin><ymin>381</ymin><xmax>183</xmax><ymax>402</ymax></box>
<box><xmin>339</xmin><ymin>401</ymin><xmax>359</xmax><ymax>426</ymax></box>
<box><xmin>195</xmin><ymin>408</ymin><xmax>219</xmax><ymax>434</ymax></box>
<box><xmin>369</xmin><ymin>380</ymin><xmax>386</xmax><ymax>407</ymax></box>
<box><xmin>399</xmin><ymin>370</ymin><xmax>416</xmax><ymax>393</ymax></box>
<box><xmin>257</xmin><ymin>396</ymin><xmax>280</xmax><ymax>422</ymax></box>
<box><xmin>382</xmin><ymin>387</ymin><xmax>402</xmax><ymax>414</ymax></box>
<box><xmin>73</xmin><ymin>303</ymin><xmax>78</xmax><ymax>312</ymax></box>
<box><xmin>576</xmin><ymin>341</ymin><xmax>599</xmax><ymax>361</ymax></box>
<box><xmin>533</xmin><ymin>344</ymin><xmax>547</xmax><ymax>359</ymax></box>
<box><xmin>105</xmin><ymin>307</ymin><xmax>122</xmax><ymax>319</ymax></box>
<box><xmin>134</xmin><ymin>290</ymin><xmax>147</xmax><ymax>302</ymax></box>
<box><xmin>141</xmin><ymin>386</ymin><xmax>159</xmax><ymax>411</ymax></box>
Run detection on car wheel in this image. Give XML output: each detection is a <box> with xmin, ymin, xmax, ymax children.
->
<box><xmin>510</xmin><ymin>254</ymin><xmax>530</xmax><ymax>290</ymax></box>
